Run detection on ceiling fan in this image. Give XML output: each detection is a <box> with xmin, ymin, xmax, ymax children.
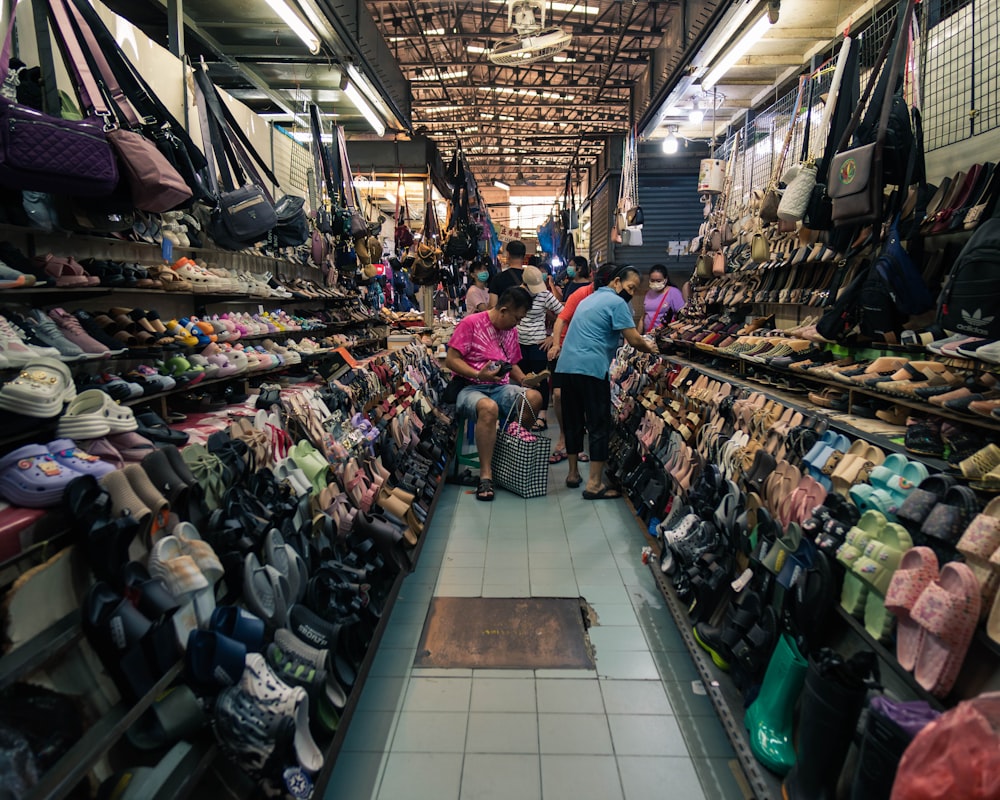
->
<box><xmin>488</xmin><ymin>0</ymin><xmax>572</xmax><ymax>66</ymax></box>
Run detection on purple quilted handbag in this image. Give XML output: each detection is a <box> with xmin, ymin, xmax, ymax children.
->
<box><xmin>0</xmin><ymin>101</ymin><xmax>118</xmax><ymax>196</ymax></box>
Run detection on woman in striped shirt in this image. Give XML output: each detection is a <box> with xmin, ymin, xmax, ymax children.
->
<box><xmin>517</xmin><ymin>265</ymin><xmax>563</xmax><ymax>431</ymax></box>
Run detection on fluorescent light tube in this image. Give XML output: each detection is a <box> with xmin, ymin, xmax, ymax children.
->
<box><xmin>264</xmin><ymin>0</ymin><xmax>320</xmax><ymax>54</ymax></box>
<box><xmin>343</xmin><ymin>81</ymin><xmax>386</xmax><ymax>136</ymax></box>
<box><xmin>702</xmin><ymin>15</ymin><xmax>772</xmax><ymax>90</ymax></box>
<box><xmin>493</xmin><ymin>180</ymin><xmax>510</xmax><ymax>191</ymax></box>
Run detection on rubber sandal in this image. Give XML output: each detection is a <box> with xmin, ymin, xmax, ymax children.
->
<box><xmin>0</xmin><ymin>357</ymin><xmax>75</xmax><ymax>419</ymax></box>
<box><xmin>57</xmin><ymin>389</ymin><xmax>138</xmax><ymax>439</ymax></box>
<box><xmin>836</xmin><ymin>511</ymin><xmax>887</xmax><ymax>616</ymax></box>
<box><xmin>548</xmin><ymin>449</ymin><xmax>568</xmax><ymax>464</ymax></box>
<box><xmin>854</xmin><ymin>522</ymin><xmax>914</xmax><ymax>641</ymax></box>
<box><xmin>185</xmin><ymin>629</ymin><xmax>246</xmax><ymax>691</ymax></box>
<box><xmin>136</xmin><ymin>411</ymin><xmax>189</xmax><ymax>446</ymax></box>
<box><xmin>127</xmin><ymin>687</ymin><xmax>207</xmax><ymax>751</ymax></box>
<box><xmin>243</xmin><ymin>552</ymin><xmax>290</xmax><ymax>628</ymax></box>
<box><xmin>83</xmin><ymin>581</ymin><xmax>166</xmax><ymax>701</ymax></box>
<box><xmin>910</xmin><ymin>561</ymin><xmax>981</xmax><ymax>696</ymax></box>
<box><xmin>577</xmin><ymin>452</ymin><xmax>591</xmax><ymax>462</ymax></box>
<box><xmin>46</xmin><ymin>438</ymin><xmax>115</xmax><ymax>477</ymax></box>
<box><xmin>211</xmin><ymin>605</ymin><xmax>266</xmax><ymax>652</ymax></box>
<box><xmin>476</xmin><ymin>478</ymin><xmax>495</xmax><ymax>501</ymax></box>
<box><xmin>0</xmin><ymin>444</ymin><xmax>81</xmax><ymax>508</ymax></box>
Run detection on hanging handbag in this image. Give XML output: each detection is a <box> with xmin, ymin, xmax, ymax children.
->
<box><xmin>829</xmin><ymin>0</ymin><xmax>914</xmax><ymax>226</ymax></box>
<box><xmin>52</xmin><ymin>0</ymin><xmax>192</xmax><ymax>212</ymax></box>
<box><xmin>0</xmin><ymin>0</ymin><xmax>117</xmax><ymax>197</ymax></box>
<box><xmin>712</xmin><ymin>251</ymin><xmax>726</xmax><ymax>276</ymax></box>
<box><xmin>67</xmin><ymin>0</ymin><xmax>211</xmax><ymax>203</ymax></box>
<box><xmin>760</xmin><ymin>77</ymin><xmax>808</xmax><ymax>224</ymax></box>
<box><xmin>751</xmin><ymin>232</ymin><xmax>770</xmax><ymax>263</ymax></box>
<box><xmin>272</xmin><ymin>194</ymin><xmax>309</xmax><ymax>246</ymax></box>
<box><xmin>193</xmin><ymin>66</ymin><xmax>277</xmax><ymax>249</ymax></box>
<box><xmin>778</xmin><ymin>72</ymin><xmax>820</xmax><ymax>222</ymax></box>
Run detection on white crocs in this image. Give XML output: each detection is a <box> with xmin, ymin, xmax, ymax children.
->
<box><xmin>0</xmin><ymin>357</ymin><xmax>76</xmax><ymax>418</ymax></box>
<box><xmin>57</xmin><ymin>389</ymin><xmax>138</xmax><ymax>438</ymax></box>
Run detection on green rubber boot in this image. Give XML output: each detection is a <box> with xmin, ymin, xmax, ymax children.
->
<box><xmin>743</xmin><ymin>632</ymin><xmax>807</xmax><ymax>776</ymax></box>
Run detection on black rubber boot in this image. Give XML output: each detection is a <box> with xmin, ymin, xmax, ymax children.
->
<box><xmin>782</xmin><ymin>649</ymin><xmax>876</xmax><ymax>800</ymax></box>
<box><xmin>847</xmin><ymin>703</ymin><xmax>916</xmax><ymax>800</ymax></box>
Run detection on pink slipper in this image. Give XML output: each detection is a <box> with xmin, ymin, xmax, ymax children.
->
<box><xmin>885</xmin><ymin>546</ymin><xmax>939</xmax><ymax>671</ymax></box>
<box><xmin>910</xmin><ymin>561</ymin><xmax>981</xmax><ymax>697</ymax></box>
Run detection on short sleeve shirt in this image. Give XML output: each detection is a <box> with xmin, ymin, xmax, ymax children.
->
<box><xmin>555</xmin><ymin>287</ymin><xmax>635</xmax><ymax>380</ymax></box>
<box><xmin>447</xmin><ymin>311</ymin><xmax>523</xmax><ymax>385</ymax></box>
<box><xmin>488</xmin><ymin>267</ymin><xmax>524</xmax><ymax>300</ymax></box>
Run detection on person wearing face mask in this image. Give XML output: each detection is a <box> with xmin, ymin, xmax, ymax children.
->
<box><xmin>561</xmin><ymin>256</ymin><xmax>591</xmax><ymax>302</ymax></box>
<box><xmin>642</xmin><ymin>264</ymin><xmax>685</xmax><ymax>333</ymax></box>
<box><xmin>466</xmin><ymin>260</ymin><xmax>491</xmax><ymax>313</ymax></box>
<box><xmin>554</xmin><ymin>264</ymin><xmax>657</xmax><ymax>498</ymax></box>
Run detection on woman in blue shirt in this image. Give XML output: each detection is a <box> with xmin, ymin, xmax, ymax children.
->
<box><xmin>554</xmin><ymin>263</ymin><xmax>656</xmax><ymax>498</ymax></box>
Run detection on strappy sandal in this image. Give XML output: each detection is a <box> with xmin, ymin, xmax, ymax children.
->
<box><xmin>476</xmin><ymin>478</ymin><xmax>495</xmax><ymax>501</ymax></box>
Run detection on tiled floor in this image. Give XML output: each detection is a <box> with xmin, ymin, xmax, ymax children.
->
<box><xmin>324</xmin><ymin>456</ymin><xmax>749</xmax><ymax>800</ymax></box>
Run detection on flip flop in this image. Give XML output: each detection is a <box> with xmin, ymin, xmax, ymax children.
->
<box><xmin>549</xmin><ymin>449</ymin><xmax>568</xmax><ymax>464</ymax></box>
<box><xmin>566</xmin><ymin>477</ymin><xmax>583</xmax><ymax>488</ymax></box>
<box><xmin>577</xmin><ymin>452</ymin><xmax>591</xmax><ymax>462</ymax></box>
<box><xmin>582</xmin><ymin>486</ymin><xmax>622</xmax><ymax>500</ymax></box>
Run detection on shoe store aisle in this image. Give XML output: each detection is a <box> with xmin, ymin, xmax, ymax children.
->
<box><xmin>324</xmin><ymin>456</ymin><xmax>748</xmax><ymax>800</ymax></box>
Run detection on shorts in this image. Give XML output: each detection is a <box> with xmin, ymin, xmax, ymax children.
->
<box><xmin>456</xmin><ymin>382</ymin><xmax>527</xmax><ymax>423</ymax></box>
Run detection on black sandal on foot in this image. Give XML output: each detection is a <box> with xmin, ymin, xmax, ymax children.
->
<box><xmin>476</xmin><ymin>479</ymin><xmax>495</xmax><ymax>501</ymax></box>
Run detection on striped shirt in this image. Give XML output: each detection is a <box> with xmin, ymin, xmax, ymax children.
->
<box><xmin>517</xmin><ymin>289</ymin><xmax>564</xmax><ymax>346</ymax></box>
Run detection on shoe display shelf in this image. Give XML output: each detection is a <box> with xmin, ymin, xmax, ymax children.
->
<box><xmin>650</xmin><ymin>356</ymin><xmax>1000</xmax><ymax>676</ymax></box>
<box><xmin>0</xmin><ymin>221</ymin><xmax>326</xmax><ymax>278</ymax></box>
<box><xmin>634</xmin><ymin>354</ymin><xmax>997</xmax><ymax>770</ymax></box>
<box><xmin>682</xmin><ymin>342</ymin><xmax>1000</xmax><ymax>438</ymax></box>
<box><xmin>662</xmin><ymin>352</ymin><xmax>1000</xmax><ymax>690</ymax></box>
<box><xmin>0</xmin><ymin>366</ymin><xmax>453</xmax><ymax>800</ymax></box>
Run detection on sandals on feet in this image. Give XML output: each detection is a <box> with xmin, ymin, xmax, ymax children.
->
<box><xmin>476</xmin><ymin>479</ymin><xmax>495</xmax><ymax>501</ymax></box>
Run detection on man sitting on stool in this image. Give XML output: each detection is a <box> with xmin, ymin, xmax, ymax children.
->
<box><xmin>445</xmin><ymin>287</ymin><xmax>543</xmax><ymax>501</ymax></box>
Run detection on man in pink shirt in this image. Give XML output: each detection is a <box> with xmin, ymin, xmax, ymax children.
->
<box><xmin>445</xmin><ymin>287</ymin><xmax>543</xmax><ymax>501</ymax></box>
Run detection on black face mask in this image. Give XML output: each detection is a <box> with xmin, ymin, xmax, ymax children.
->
<box><xmin>617</xmin><ymin>289</ymin><xmax>633</xmax><ymax>303</ymax></box>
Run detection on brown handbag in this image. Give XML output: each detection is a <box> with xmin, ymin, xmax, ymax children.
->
<box><xmin>751</xmin><ymin>232</ymin><xmax>770</xmax><ymax>263</ymax></box>
<box><xmin>712</xmin><ymin>251</ymin><xmax>726</xmax><ymax>276</ymax></box>
<box><xmin>695</xmin><ymin>252</ymin><xmax>714</xmax><ymax>279</ymax></box>
<box><xmin>760</xmin><ymin>187</ymin><xmax>782</xmax><ymax>223</ymax></box>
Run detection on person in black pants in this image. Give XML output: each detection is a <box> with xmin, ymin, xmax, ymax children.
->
<box><xmin>554</xmin><ymin>264</ymin><xmax>656</xmax><ymax>497</ymax></box>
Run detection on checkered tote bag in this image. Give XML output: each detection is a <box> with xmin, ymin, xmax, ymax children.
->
<box><xmin>491</xmin><ymin>396</ymin><xmax>551</xmax><ymax>498</ymax></box>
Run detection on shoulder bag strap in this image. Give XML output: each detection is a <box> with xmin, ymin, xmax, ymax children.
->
<box><xmin>309</xmin><ymin>104</ymin><xmax>329</xmax><ymax>202</ymax></box>
<box><xmin>58</xmin><ymin>0</ymin><xmax>141</xmax><ymax>127</ymax></box>
<box><xmin>646</xmin><ymin>291</ymin><xmax>669</xmax><ymax>334</ymax></box>
<box><xmin>39</xmin><ymin>0</ymin><xmax>111</xmax><ymax>122</ymax></box>
<box><xmin>193</xmin><ymin>65</ymin><xmax>237</xmax><ymax>193</ymax></box>
<box><xmin>770</xmin><ymin>76</ymin><xmax>807</xmax><ymax>184</ymax></box>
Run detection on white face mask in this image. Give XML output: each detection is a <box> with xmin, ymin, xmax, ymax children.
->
<box><xmin>649</xmin><ymin>281</ymin><xmax>666</xmax><ymax>292</ymax></box>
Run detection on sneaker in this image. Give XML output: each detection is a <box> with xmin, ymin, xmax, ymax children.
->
<box><xmin>0</xmin><ymin>314</ymin><xmax>55</xmax><ymax>366</ymax></box>
<box><xmin>20</xmin><ymin>309</ymin><xmax>87</xmax><ymax>361</ymax></box>
<box><xmin>47</xmin><ymin>308</ymin><xmax>111</xmax><ymax>357</ymax></box>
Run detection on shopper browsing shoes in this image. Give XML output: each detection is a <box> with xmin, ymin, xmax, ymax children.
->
<box><xmin>554</xmin><ymin>264</ymin><xmax>656</xmax><ymax>498</ymax></box>
<box><xmin>517</xmin><ymin>265</ymin><xmax>563</xmax><ymax>432</ymax></box>
<box><xmin>445</xmin><ymin>287</ymin><xmax>544</xmax><ymax>501</ymax></box>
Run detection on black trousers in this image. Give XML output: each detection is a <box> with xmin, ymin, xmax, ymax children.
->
<box><xmin>558</xmin><ymin>372</ymin><xmax>611</xmax><ymax>461</ymax></box>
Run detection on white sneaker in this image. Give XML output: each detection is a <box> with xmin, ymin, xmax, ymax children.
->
<box><xmin>0</xmin><ymin>314</ymin><xmax>55</xmax><ymax>366</ymax></box>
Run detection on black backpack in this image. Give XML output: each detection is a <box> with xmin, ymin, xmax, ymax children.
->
<box><xmin>859</xmin><ymin>265</ymin><xmax>907</xmax><ymax>342</ymax></box>
<box><xmin>937</xmin><ymin>214</ymin><xmax>1000</xmax><ymax>339</ymax></box>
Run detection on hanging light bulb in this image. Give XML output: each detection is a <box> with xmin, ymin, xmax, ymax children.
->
<box><xmin>662</xmin><ymin>126</ymin><xmax>679</xmax><ymax>155</ymax></box>
<box><xmin>689</xmin><ymin>98</ymin><xmax>704</xmax><ymax>125</ymax></box>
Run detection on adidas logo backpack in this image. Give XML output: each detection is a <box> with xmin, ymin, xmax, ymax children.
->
<box><xmin>937</xmin><ymin>213</ymin><xmax>1000</xmax><ymax>339</ymax></box>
